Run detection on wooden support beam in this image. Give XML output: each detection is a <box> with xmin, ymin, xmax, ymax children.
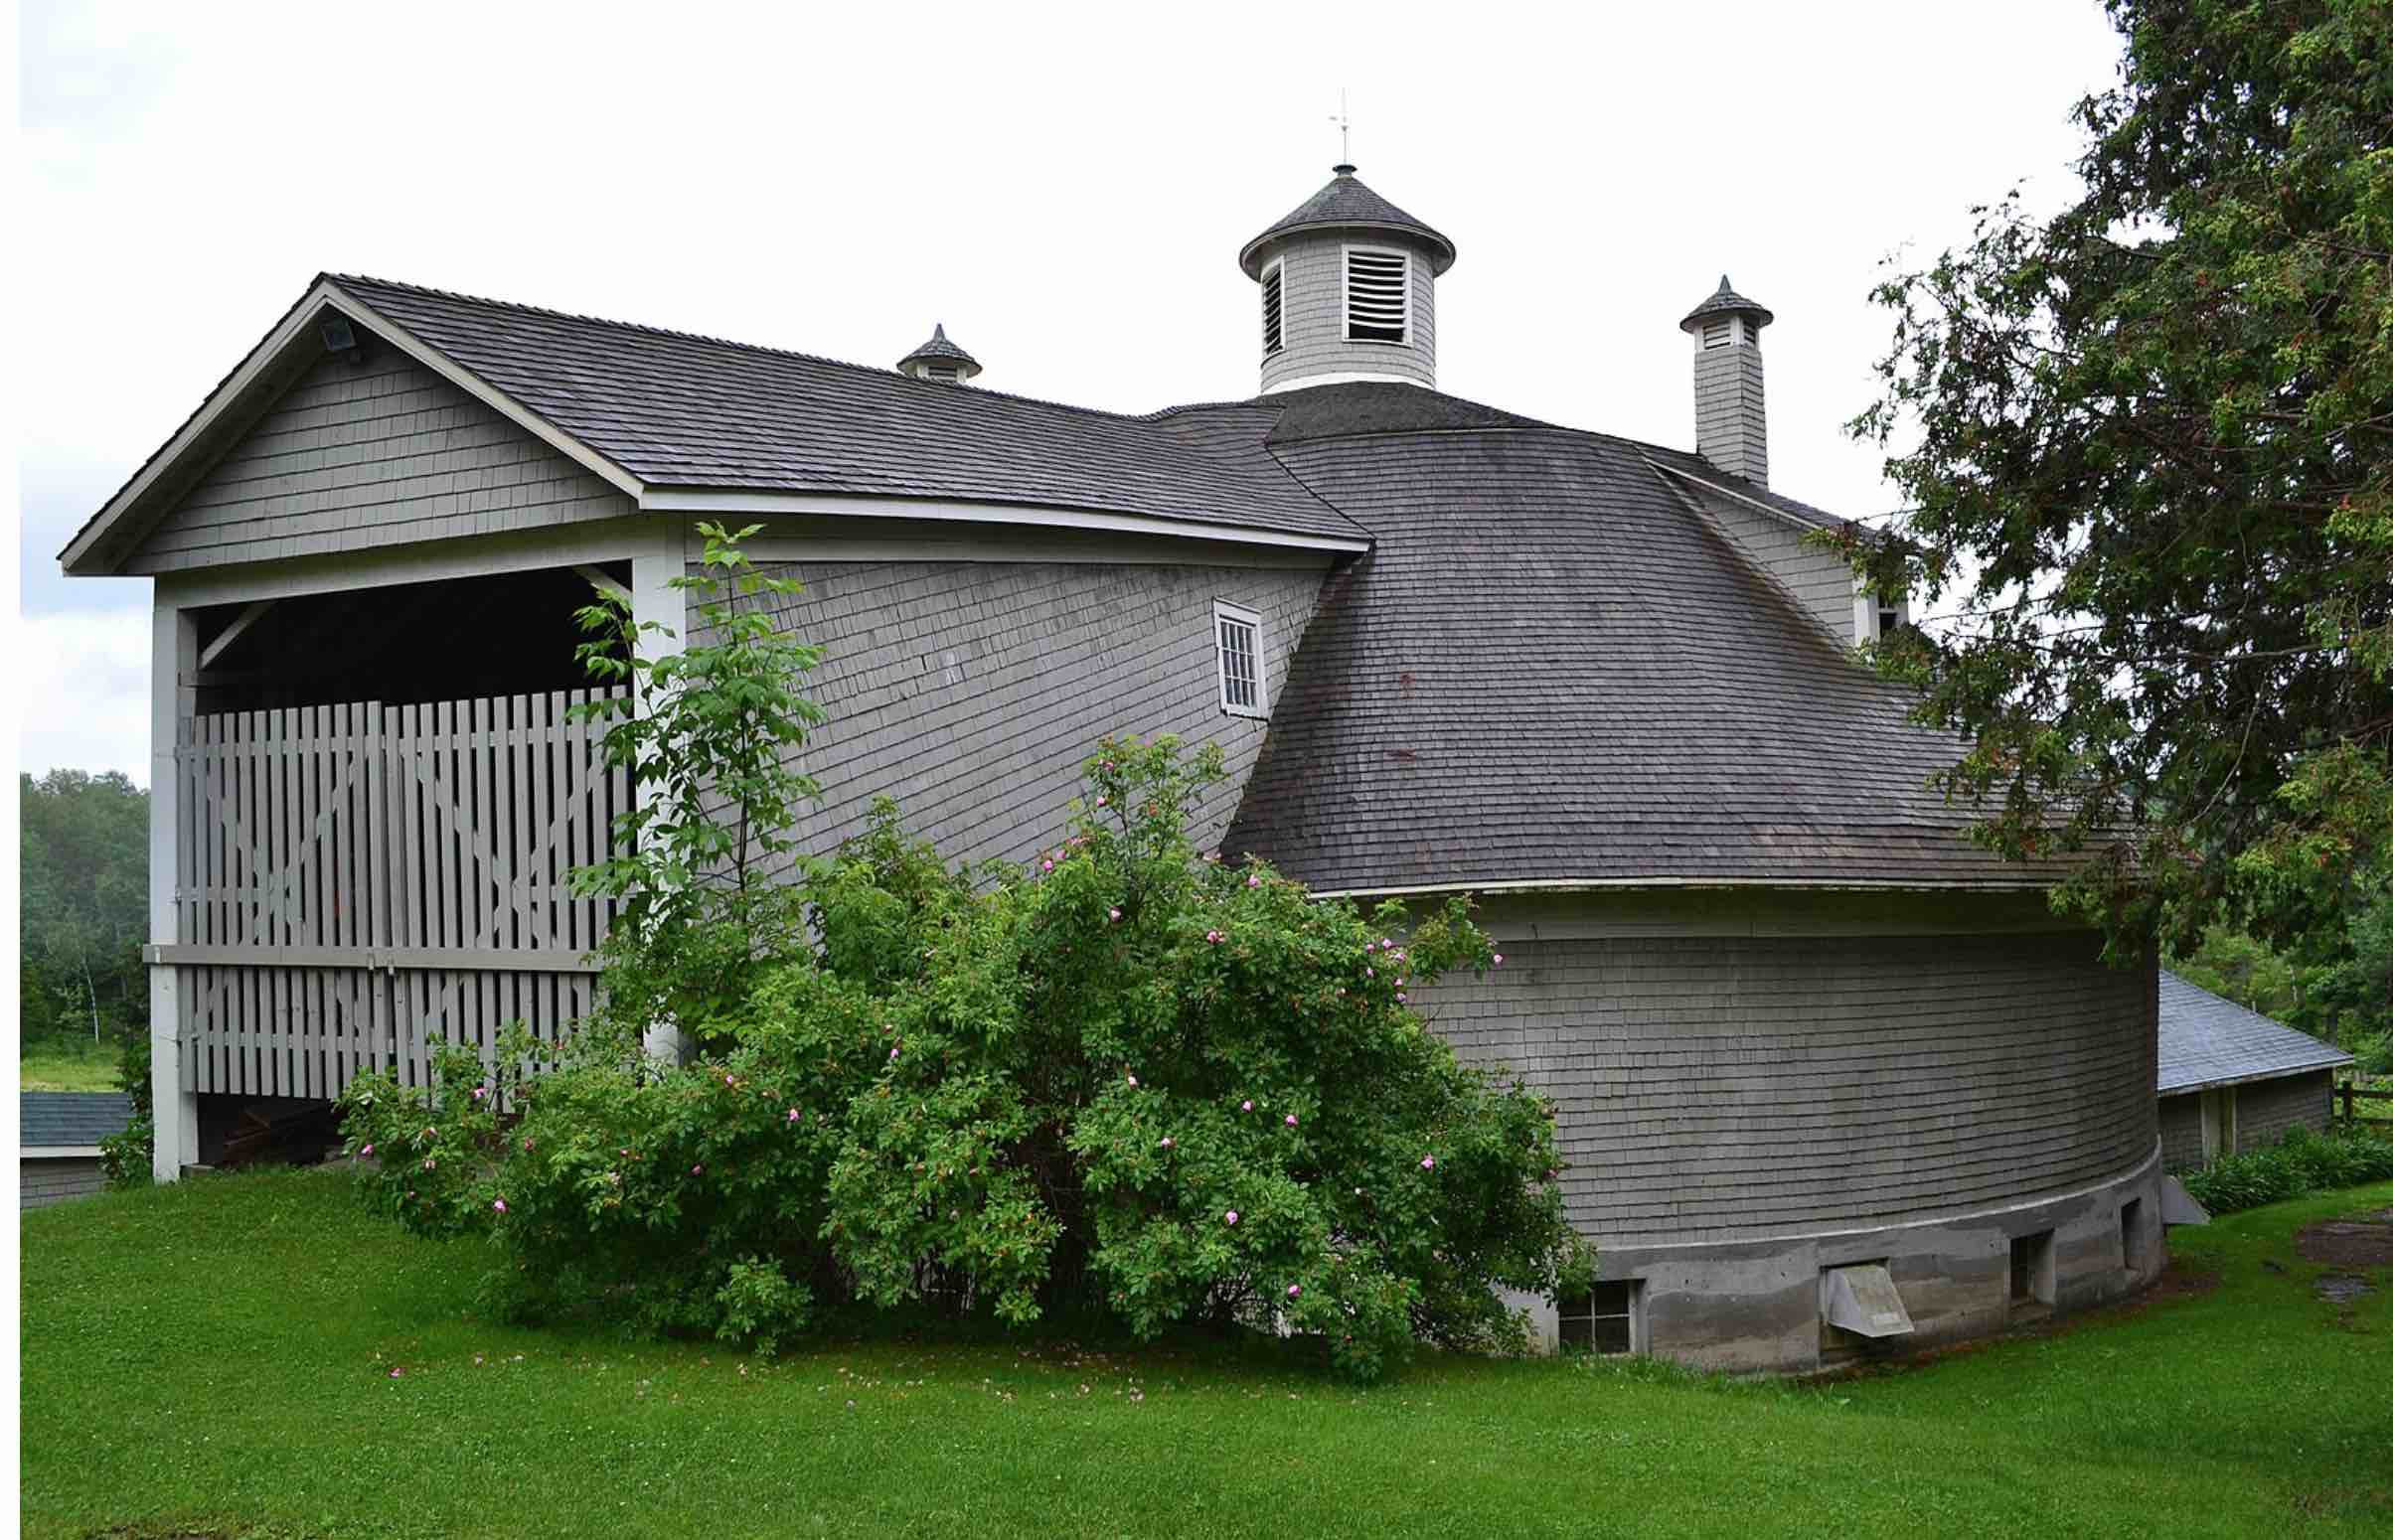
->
<box><xmin>573</xmin><ymin>563</ymin><xmax>632</xmax><ymax>602</ymax></box>
<box><xmin>197</xmin><ymin>599</ymin><xmax>275</xmax><ymax>671</ymax></box>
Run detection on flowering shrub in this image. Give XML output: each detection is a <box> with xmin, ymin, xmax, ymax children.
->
<box><xmin>338</xmin><ymin>736</ymin><xmax>1586</xmax><ymax>1380</ymax></box>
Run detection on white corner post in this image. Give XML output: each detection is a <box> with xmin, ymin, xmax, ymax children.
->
<box><xmin>149</xmin><ymin>601</ymin><xmax>201</xmax><ymax>1180</ymax></box>
<box><xmin>629</xmin><ymin>527</ymin><xmax>695</xmax><ymax>1068</ymax></box>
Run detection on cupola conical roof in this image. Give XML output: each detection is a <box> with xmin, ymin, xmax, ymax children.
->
<box><xmin>1678</xmin><ymin>275</ymin><xmax>1774</xmax><ymax>333</ymax></box>
<box><xmin>896</xmin><ymin>323</ymin><xmax>982</xmax><ymax>379</ymax></box>
<box><xmin>1239</xmin><ymin>165</ymin><xmax>1457</xmax><ymax>278</ymax></box>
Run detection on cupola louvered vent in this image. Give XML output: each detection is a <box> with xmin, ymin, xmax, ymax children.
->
<box><xmin>1701</xmin><ymin>318</ymin><xmax>1732</xmax><ymax>350</ymax></box>
<box><xmin>1261</xmin><ymin>261</ymin><xmax>1285</xmax><ymax>356</ymax></box>
<box><xmin>1344</xmin><ymin>246</ymin><xmax>1409</xmax><ymax>343</ymax></box>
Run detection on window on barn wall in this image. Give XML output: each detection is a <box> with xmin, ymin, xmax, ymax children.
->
<box><xmin>1344</xmin><ymin>245</ymin><xmax>1409</xmax><ymax>343</ymax></box>
<box><xmin>1261</xmin><ymin>258</ymin><xmax>1285</xmax><ymax>356</ymax></box>
<box><xmin>1557</xmin><ymin>1282</ymin><xmax>1640</xmax><ymax>1354</ymax></box>
<box><xmin>1214</xmin><ymin>600</ymin><xmax>1266</xmax><ymax>718</ymax></box>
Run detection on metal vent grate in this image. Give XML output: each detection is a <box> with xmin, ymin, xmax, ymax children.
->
<box><xmin>1345</xmin><ymin>247</ymin><xmax>1409</xmax><ymax>343</ymax></box>
<box><xmin>1262</xmin><ymin>261</ymin><xmax>1285</xmax><ymax>355</ymax></box>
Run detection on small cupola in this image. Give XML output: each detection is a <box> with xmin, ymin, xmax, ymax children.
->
<box><xmin>1239</xmin><ymin>164</ymin><xmax>1455</xmax><ymax>395</ymax></box>
<box><xmin>896</xmin><ymin>323</ymin><xmax>981</xmax><ymax>385</ymax></box>
<box><xmin>1678</xmin><ymin>276</ymin><xmax>1774</xmax><ymax>486</ymax></box>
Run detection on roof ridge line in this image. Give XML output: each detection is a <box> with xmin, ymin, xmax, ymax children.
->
<box><xmin>325</xmin><ymin>271</ymin><xmax>1192</xmax><ymax>430</ymax></box>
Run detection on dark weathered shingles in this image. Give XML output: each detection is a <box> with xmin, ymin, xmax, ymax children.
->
<box><xmin>326</xmin><ymin>275</ymin><xmax>1363</xmax><ymax>541</ymax></box>
<box><xmin>2157</xmin><ymin>972</ymin><xmax>2353</xmax><ymax>1093</ymax></box>
<box><xmin>1224</xmin><ymin>412</ymin><xmax>2080</xmax><ymax>891</ymax></box>
<box><xmin>22</xmin><ymin>1093</ymin><xmax>134</xmax><ymax>1149</ymax></box>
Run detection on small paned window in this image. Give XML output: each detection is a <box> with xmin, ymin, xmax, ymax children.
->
<box><xmin>1214</xmin><ymin>600</ymin><xmax>1266</xmax><ymax>718</ymax></box>
<box><xmin>1261</xmin><ymin>260</ymin><xmax>1286</xmax><ymax>356</ymax></box>
<box><xmin>1558</xmin><ymin>1282</ymin><xmax>1639</xmax><ymax>1354</ymax></box>
<box><xmin>1345</xmin><ymin>246</ymin><xmax>1409</xmax><ymax>343</ymax></box>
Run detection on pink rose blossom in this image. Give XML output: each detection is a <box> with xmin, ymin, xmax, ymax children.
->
<box><xmin>724</xmin><ymin>1074</ymin><xmax>736</xmax><ymax>1087</ymax></box>
<box><xmin>1205</xmin><ymin>930</ymin><xmax>1223</xmax><ymax>944</ymax></box>
<box><xmin>360</xmin><ymin>1144</ymin><xmax>375</xmax><ymax>1156</ymax></box>
<box><xmin>1420</xmin><ymin>1155</ymin><xmax>1436</xmax><ymax>1170</ymax></box>
<box><xmin>1396</xmin><ymin>993</ymin><xmax>1409</xmax><ymax>1004</ymax></box>
<box><xmin>1108</xmin><ymin>907</ymin><xmax>1122</xmax><ymax>923</ymax></box>
<box><xmin>1287</xmin><ymin>1284</ymin><xmax>1302</xmax><ymax>1299</ymax></box>
<box><xmin>1493</xmin><ymin>954</ymin><xmax>1505</xmax><ymax>967</ymax></box>
<box><xmin>1284</xmin><ymin>1114</ymin><xmax>1299</xmax><ymax>1128</ymax></box>
<box><xmin>390</xmin><ymin>1366</ymin><xmax>405</xmax><ymax>1378</ymax></box>
<box><xmin>1095</xmin><ymin>795</ymin><xmax>1108</xmax><ymax>808</ymax></box>
<box><xmin>523</xmin><ymin>1138</ymin><xmax>535</xmax><ymax>1152</ymax></box>
<box><xmin>889</xmin><ymin>1046</ymin><xmax>900</xmax><ymax>1061</ymax></box>
<box><xmin>423</xmin><ymin>1127</ymin><xmax>436</xmax><ymax>1140</ymax></box>
<box><xmin>1241</xmin><ymin>1100</ymin><xmax>1254</xmax><ymax>1112</ymax></box>
<box><xmin>1159</xmin><ymin>1137</ymin><xmax>1174</xmax><ymax>1150</ymax></box>
<box><xmin>1365</xmin><ymin>968</ymin><xmax>1374</xmax><ymax>978</ymax></box>
<box><xmin>788</xmin><ymin>1108</ymin><xmax>802</xmax><ymax>1123</ymax></box>
<box><xmin>1247</xmin><ymin>874</ymin><xmax>1261</xmax><ymax>888</ymax></box>
<box><xmin>492</xmin><ymin>1198</ymin><xmax>508</xmax><ymax>1213</ymax></box>
<box><xmin>1041</xmin><ymin>858</ymin><xmax>1054</xmax><ymax>872</ymax></box>
<box><xmin>1224</xmin><ymin>1210</ymin><xmax>1239</xmax><ymax>1226</ymax></box>
<box><xmin>692</xmin><ymin>1164</ymin><xmax>704</xmax><ymax>1175</ymax></box>
<box><xmin>1127</xmin><ymin>1074</ymin><xmax>1139</xmax><ymax>1087</ymax></box>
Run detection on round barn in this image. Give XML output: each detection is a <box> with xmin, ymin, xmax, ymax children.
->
<box><xmin>65</xmin><ymin>162</ymin><xmax>2161</xmax><ymax>1374</ymax></box>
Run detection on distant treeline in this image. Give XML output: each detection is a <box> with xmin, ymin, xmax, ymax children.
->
<box><xmin>22</xmin><ymin>770</ymin><xmax>148</xmax><ymax>1046</ymax></box>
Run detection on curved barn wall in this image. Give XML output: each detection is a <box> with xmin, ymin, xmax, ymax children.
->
<box><xmin>1419</xmin><ymin>891</ymin><xmax>2162</xmax><ymax>1372</ymax></box>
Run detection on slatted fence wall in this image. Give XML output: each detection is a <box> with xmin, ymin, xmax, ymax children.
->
<box><xmin>169</xmin><ymin>690</ymin><xmax>627</xmax><ymax>1098</ymax></box>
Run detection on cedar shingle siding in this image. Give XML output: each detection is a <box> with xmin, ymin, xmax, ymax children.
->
<box><xmin>21</xmin><ymin>1157</ymin><xmax>107</xmax><ymax>1209</ymax></box>
<box><xmin>129</xmin><ymin>349</ymin><xmax>632</xmax><ymax>573</ymax></box>
<box><xmin>697</xmin><ymin>558</ymin><xmax>1325</xmax><ymax>874</ymax></box>
<box><xmin>1257</xmin><ymin>236</ymin><xmax>1437</xmax><ymax>392</ymax></box>
<box><xmin>1425</xmin><ymin>929</ymin><xmax>2154</xmax><ymax>1248</ymax></box>
<box><xmin>2232</xmin><ymin>1069</ymin><xmax>2336</xmax><ymax>1151</ymax></box>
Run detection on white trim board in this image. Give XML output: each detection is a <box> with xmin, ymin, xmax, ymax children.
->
<box><xmin>1261</xmin><ymin>371</ymin><xmax>1428</xmax><ymax>393</ymax></box>
<box><xmin>23</xmin><ymin>1146</ymin><xmax>109</xmax><ymax>1160</ymax></box>
<box><xmin>641</xmin><ymin>489</ymin><xmax>1369</xmax><ymax>554</ymax></box>
<box><xmin>1306</xmin><ymin>874</ymin><xmax>2061</xmax><ymax>901</ymax></box>
<box><xmin>735</xmin><ymin>531</ymin><xmax>1337</xmax><ymax>571</ymax></box>
<box><xmin>151</xmin><ymin>516</ymin><xmax>668</xmax><ymax>608</ymax></box>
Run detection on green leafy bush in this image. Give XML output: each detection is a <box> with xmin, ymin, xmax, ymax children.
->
<box><xmin>2179</xmin><ymin>1125</ymin><xmax>2393</xmax><ymax>1216</ymax></box>
<box><xmin>339</xmin><ymin>737</ymin><xmax>1585</xmax><ymax>1380</ymax></box>
<box><xmin>98</xmin><ymin>1030</ymin><xmax>153</xmax><ymax>1190</ymax></box>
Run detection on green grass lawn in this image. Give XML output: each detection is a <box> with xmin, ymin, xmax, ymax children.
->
<box><xmin>21</xmin><ymin>1171</ymin><xmax>2393</xmax><ymax>1539</ymax></box>
<box><xmin>20</xmin><ymin>1039</ymin><xmax>125</xmax><ymax>1093</ymax></box>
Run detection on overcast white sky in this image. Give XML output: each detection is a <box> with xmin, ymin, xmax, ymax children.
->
<box><xmin>12</xmin><ymin>0</ymin><xmax>2127</xmax><ymax>782</ymax></box>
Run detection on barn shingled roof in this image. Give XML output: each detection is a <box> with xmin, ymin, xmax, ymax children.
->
<box><xmin>326</xmin><ymin>275</ymin><xmax>1366</xmax><ymax>544</ymax></box>
<box><xmin>1214</xmin><ymin>382</ymin><xmax>2085</xmax><ymax>893</ymax></box>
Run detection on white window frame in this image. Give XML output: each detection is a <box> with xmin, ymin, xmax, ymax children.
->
<box><xmin>1853</xmin><ymin>583</ymin><xmax>1911</xmax><ymax>644</ymax></box>
<box><xmin>1341</xmin><ymin>242</ymin><xmax>1411</xmax><ymax>346</ymax></box>
<box><xmin>1212</xmin><ymin>599</ymin><xmax>1268</xmax><ymax>719</ymax></box>
<box><xmin>1557</xmin><ymin>1281</ymin><xmax>1642</xmax><ymax>1356</ymax></box>
<box><xmin>1261</xmin><ymin>257</ymin><xmax>1286</xmax><ymax>357</ymax></box>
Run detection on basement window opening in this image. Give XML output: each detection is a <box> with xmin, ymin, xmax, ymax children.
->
<box><xmin>1261</xmin><ymin>258</ymin><xmax>1285</xmax><ymax>356</ymax></box>
<box><xmin>2009</xmin><ymin>1229</ymin><xmax>2056</xmax><ymax>1319</ymax></box>
<box><xmin>2120</xmin><ymin>1197</ymin><xmax>2146</xmax><ymax>1271</ymax></box>
<box><xmin>1558</xmin><ymin>1282</ymin><xmax>1640</xmax><ymax>1355</ymax></box>
<box><xmin>1214</xmin><ymin>600</ymin><xmax>1266</xmax><ymax>718</ymax></box>
<box><xmin>1344</xmin><ymin>245</ymin><xmax>1409</xmax><ymax>344</ymax></box>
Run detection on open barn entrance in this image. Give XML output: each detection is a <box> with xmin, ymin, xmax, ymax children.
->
<box><xmin>156</xmin><ymin>564</ymin><xmax>634</xmax><ymax>1167</ymax></box>
<box><xmin>187</xmin><ymin>563</ymin><xmax>619</xmax><ymax>716</ymax></box>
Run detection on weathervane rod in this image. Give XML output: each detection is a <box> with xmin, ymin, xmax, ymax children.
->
<box><xmin>1331</xmin><ymin>87</ymin><xmax>1351</xmax><ymax>165</ymax></box>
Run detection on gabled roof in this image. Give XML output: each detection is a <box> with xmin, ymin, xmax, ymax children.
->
<box><xmin>1239</xmin><ymin>166</ymin><xmax>1457</xmax><ymax>277</ymax></box>
<box><xmin>1219</xmin><ymin>383</ymin><xmax>2086</xmax><ymax>895</ymax></box>
<box><xmin>2157</xmin><ymin>972</ymin><xmax>2354</xmax><ymax>1095</ymax></box>
<box><xmin>60</xmin><ymin>274</ymin><xmax>1370</xmax><ymax>573</ymax></box>
<box><xmin>22</xmin><ymin>1092</ymin><xmax>134</xmax><ymax>1152</ymax></box>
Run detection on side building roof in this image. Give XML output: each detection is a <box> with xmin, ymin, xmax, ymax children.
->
<box><xmin>22</xmin><ymin>1092</ymin><xmax>135</xmax><ymax>1152</ymax></box>
<box><xmin>2157</xmin><ymin>972</ymin><xmax>2354</xmax><ymax>1095</ymax></box>
<box><xmin>1219</xmin><ymin>383</ymin><xmax>2088</xmax><ymax>895</ymax></box>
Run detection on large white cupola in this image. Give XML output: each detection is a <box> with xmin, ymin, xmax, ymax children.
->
<box><xmin>1239</xmin><ymin>164</ymin><xmax>1456</xmax><ymax>394</ymax></box>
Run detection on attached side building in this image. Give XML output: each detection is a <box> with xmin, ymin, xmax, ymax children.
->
<box><xmin>2156</xmin><ymin>971</ymin><xmax>2353</xmax><ymax>1171</ymax></box>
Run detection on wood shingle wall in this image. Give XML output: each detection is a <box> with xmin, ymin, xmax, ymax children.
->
<box><xmin>1426</xmin><ymin>928</ymin><xmax>2154</xmax><ymax>1249</ymax></box>
<box><xmin>130</xmin><ymin>348</ymin><xmax>632</xmax><ymax>573</ymax></box>
<box><xmin>701</xmin><ymin>558</ymin><xmax>1327</xmax><ymax>875</ymax></box>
